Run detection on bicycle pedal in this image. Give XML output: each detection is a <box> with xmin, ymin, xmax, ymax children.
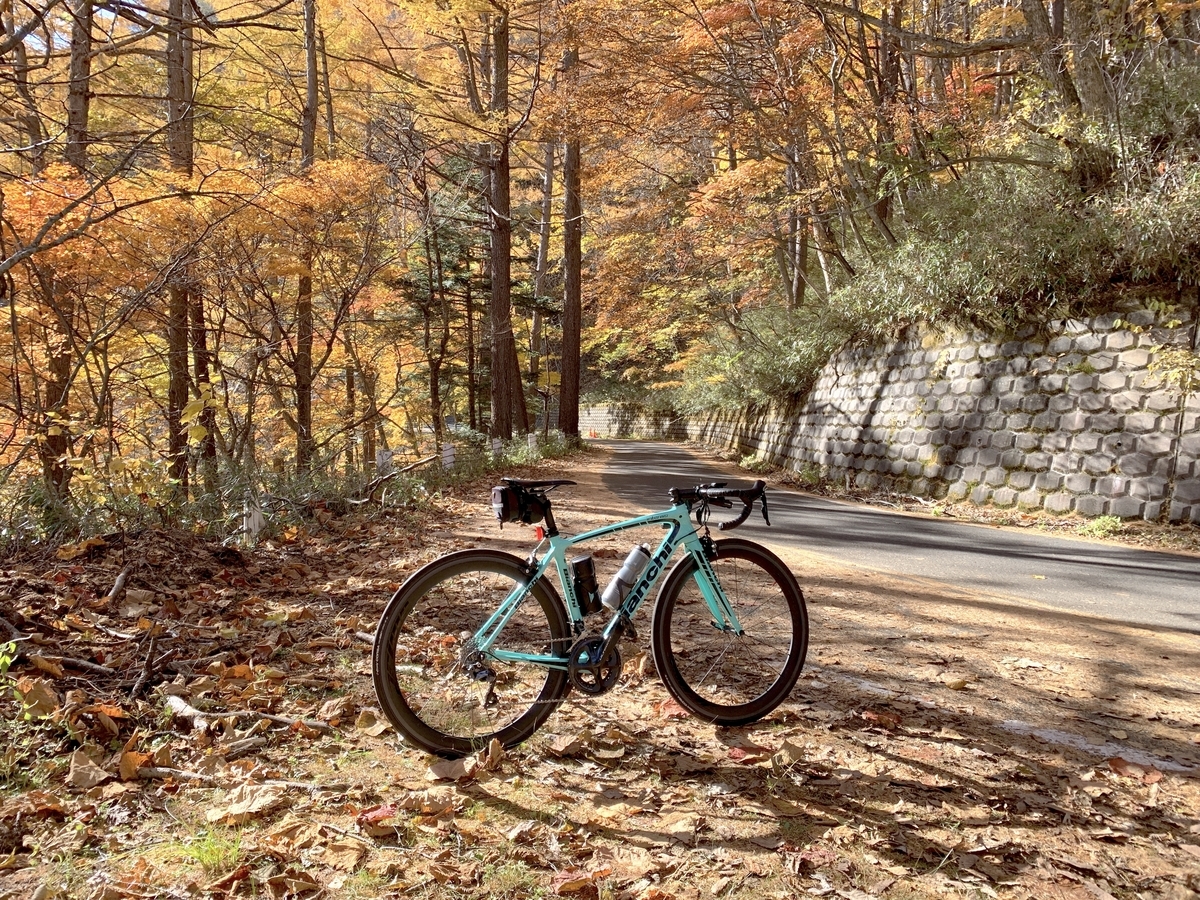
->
<box><xmin>621</xmin><ymin>618</ymin><xmax>638</xmax><ymax>643</ymax></box>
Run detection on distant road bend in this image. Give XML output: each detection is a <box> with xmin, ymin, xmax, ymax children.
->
<box><xmin>596</xmin><ymin>439</ymin><xmax>1200</xmax><ymax>633</ymax></box>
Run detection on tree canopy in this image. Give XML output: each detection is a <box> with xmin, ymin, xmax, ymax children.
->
<box><xmin>2</xmin><ymin>0</ymin><xmax>1198</xmax><ymax>537</ymax></box>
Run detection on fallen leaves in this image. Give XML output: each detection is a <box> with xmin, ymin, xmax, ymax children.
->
<box><xmin>4</xmin><ymin>471</ymin><xmax>1200</xmax><ymax>900</ymax></box>
<box><xmin>206</xmin><ymin>783</ymin><xmax>288</xmax><ymax>825</ymax></box>
<box><xmin>1106</xmin><ymin>757</ymin><xmax>1163</xmax><ymax>785</ymax></box>
<box><xmin>552</xmin><ymin>865</ymin><xmax>613</xmax><ymax>895</ymax></box>
<box><xmin>68</xmin><ymin>749</ymin><xmax>111</xmax><ymax>789</ymax></box>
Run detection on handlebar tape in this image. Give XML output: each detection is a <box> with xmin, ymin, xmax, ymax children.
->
<box><xmin>718</xmin><ymin>501</ymin><xmax>754</xmax><ymax>531</ymax></box>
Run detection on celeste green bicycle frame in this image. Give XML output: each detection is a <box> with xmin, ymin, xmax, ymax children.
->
<box><xmin>473</xmin><ymin>502</ymin><xmax>743</xmax><ymax>669</ymax></box>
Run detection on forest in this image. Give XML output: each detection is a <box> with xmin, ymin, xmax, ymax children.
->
<box><xmin>2</xmin><ymin>0</ymin><xmax>1199</xmax><ymax>543</ymax></box>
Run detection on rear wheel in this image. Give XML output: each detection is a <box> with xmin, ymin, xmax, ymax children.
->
<box><xmin>651</xmin><ymin>538</ymin><xmax>807</xmax><ymax>725</ymax></box>
<box><xmin>372</xmin><ymin>549</ymin><xmax>571</xmax><ymax>758</ymax></box>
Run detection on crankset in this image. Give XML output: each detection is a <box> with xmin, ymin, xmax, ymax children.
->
<box><xmin>567</xmin><ymin>635</ymin><xmax>622</xmax><ymax>696</ymax></box>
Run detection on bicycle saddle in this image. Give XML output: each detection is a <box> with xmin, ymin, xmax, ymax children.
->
<box><xmin>501</xmin><ymin>478</ymin><xmax>577</xmax><ymax>490</ymax></box>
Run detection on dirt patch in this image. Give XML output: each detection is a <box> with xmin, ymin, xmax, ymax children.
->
<box><xmin>1</xmin><ymin>445</ymin><xmax>1197</xmax><ymax>900</ymax></box>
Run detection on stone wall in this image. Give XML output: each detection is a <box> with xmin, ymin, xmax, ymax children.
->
<box><xmin>580</xmin><ymin>312</ymin><xmax>1200</xmax><ymax>523</ymax></box>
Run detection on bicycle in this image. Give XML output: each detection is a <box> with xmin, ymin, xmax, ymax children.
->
<box><xmin>371</xmin><ymin>477</ymin><xmax>809</xmax><ymax>758</ymax></box>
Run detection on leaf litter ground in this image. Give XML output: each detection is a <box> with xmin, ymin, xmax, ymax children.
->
<box><xmin>1</xmin><ymin>445</ymin><xmax>1198</xmax><ymax>900</ymax></box>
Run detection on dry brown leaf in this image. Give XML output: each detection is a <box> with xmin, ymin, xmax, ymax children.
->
<box><xmin>206</xmin><ymin>783</ymin><xmax>287</xmax><ymax>824</ymax></box>
<box><xmin>354</xmin><ymin>708</ymin><xmax>391</xmax><ymax>736</ymax></box>
<box><xmin>477</xmin><ymin>737</ymin><xmax>506</xmax><ymax>771</ymax></box>
<box><xmin>202</xmin><ymin>864</ymin><xmax>251</xmax><ymax>894</ymax></box>
<box><xmin>264</xmin><ymin>815</ymin><xmax>324</xmax><ymax>851</ymax></box>
<box><xmin>30</xmin><ymin>655</ymin><xmax>65</xmax><ymax>678</ymax></box>
<box><xmin>654</xmin><ymin>698</ymin><xmax>689</xmax><ymax>720</ymax></box>
<box><xmin>394</xmin><ymin>787</ymin><xmax>460</xmax><ymax>817</ymax></box>
<box><xmin>552</xmin><ymin>865</ymin><xmax>613</xmax><ymax>895</ymax></box>
<box><xmin>324</xmin><ymin>837</ymin><xmax>368</xmax><ymax>871</ymax></box>
<box><xmin>545</xmin><ymin>732</ymin><xmax>589</xmax><ymax>758</ymax></box>
<box><xmin>593</xmin><ymin>846</ymin><xmax>657</xmax><ymax>880</ymax></box>
<box><xmin>1106</xmin><ymin>757</ymin><xmax>1163</xmax><ymax>785</ymax></box>
<box><xmin>68</xmin><ymin>750</ymin><xmax>112</xmax><ymax>790</ymax></box>
<box><xmin>660</xmin><ymin>812</ymin><xmax>701</xmax><ymax>845</ymax></box>
<box><xmin>427</xmin><ymin>757</ymin><xmax>478</xmax><ymax>782</ymax></box>
<box><xmin>772</xmin><ymin>740</ymin><xmax>805</xmax><ymax>769</ymax></box>
<box><xmin>319</xmin><ymin>696</ymin><xmax>355</xmax><ymax>721</ymax></box>
<box><xmin>592</xmin><ymin>797</ymin><xmax>644</xmax><ymax>821</ymax></box>
<box><xmin>117</xmin><ymin>746</ymin><xmax>151</xmax><ymax>780</ymax></box>
<box><xmin>15</xmin><ymin>677</ymin><xmax>59</xmax><ymax>718</ymax></box>
<box><xmin>266</xmin><ymin>868</ymin><xmax>320</xmax><ymax>896</ymax></box>
<box><xmin>55</xmin><ymin>536</ymin><xmax>106</xmax><ymax>560</ymax></box>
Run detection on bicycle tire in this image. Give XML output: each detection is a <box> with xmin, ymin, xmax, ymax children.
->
<box><xmin>372</xmin><ymin>549</ymin><xmax>571</xmax><ymax>758</ymax></box>
<box><xmin>650</xmin><ymin>538</ymin><xmax>807</xmax><ymax>726</ymax></box>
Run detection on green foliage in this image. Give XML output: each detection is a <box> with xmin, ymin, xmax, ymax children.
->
<box><xmin>832</xmin><ymin>164</ymin><xmax>1120</xmax><ymax>338</ymax></box>
<box><xmin>738</xmin><ymin>453</ymin><xmax>773</xmax><ymax>474</ymax></box>
<box><xmin>1077</xmin><ymin>514</ymin><xmax>1125</xmax><ymax>536</ymax></box>
<box><xmin>673</xmin><ymin>306</ymin><xmax>843</xmax><ymax>412</ymax></box>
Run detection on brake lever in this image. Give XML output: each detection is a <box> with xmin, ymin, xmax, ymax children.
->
<box><xmin>761</xmin><ymin>491</ymin><xmax>771</xmax><ymax>527</ymax></box>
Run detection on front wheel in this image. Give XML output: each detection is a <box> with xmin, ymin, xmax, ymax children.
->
<box><xmin>372</xmin><ymin>549</ymin><xmax>571</xmax><ymax>758</ymax></box>
<box><xmin>651</xmin><ymin>538</ymin><xmax>808</xmax><ymax>726</ymax></box>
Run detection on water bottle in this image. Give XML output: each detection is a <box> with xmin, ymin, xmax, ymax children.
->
<box><xmin>601</xmin><ymin>544</ymin><xmax>651</xmax><ymax>611</ymax></box>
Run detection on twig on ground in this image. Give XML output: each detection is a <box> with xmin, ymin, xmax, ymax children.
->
<box><xmin>54</xmin><ymin>655</ymin><xmax>117</xmax><ymax>676</ymax></box>
<box><xmin>106</xmin><ymin>566</ymin><xmax>131</xmax><ymax>604</ymax></box>
<box><xmin>130</xmin><ymin>634</ymin><xmax>159</xmax><ymax>698</ymax></box>
<box><xmin>222</xmin><ymin>710</ymin><xmax>336</xmax><ymax>733</ymax></box>
<box><xmin>354</xmin><ymin>631</ymin><xmax>375</xmax><ymax>645</ymax></box>
<box><xmin>222</xmin><ymin>736</ymin><xmax>268</xmax><ymax>761</ymax></box>
<box><xmin>137</xmin><ymin>767</ymin><xmax>219</xmax><ymax>785</ymax></box>
<box><xmin>1</xmin><ymin>614</ymin><xmax>29</xmax><ymax>642</ymax></box>
<box><xmin>166</xmin><ymin>651</ymin><xmax>230</xmax><ymax>673</ymax></box>
<box><xmin>165</xmin><ymin>694</ymin><xmax>211</xmax><ymax>734</ymax></box>
<box><xmin>163</xmin><ymin>694</ymin><xmax>335</xmax><ymax>735</ymax></box>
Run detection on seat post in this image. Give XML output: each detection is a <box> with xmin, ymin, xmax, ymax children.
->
<box><xmin>542</xmin><ymin>500</ymin><xmax>559</xmax><ymax>537</ymax></box>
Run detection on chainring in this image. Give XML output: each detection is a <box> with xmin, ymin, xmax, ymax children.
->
<box><xmin>567</xmin><ymin>636</ymin><xmax>622</xmax><ymax>696</ymax></box>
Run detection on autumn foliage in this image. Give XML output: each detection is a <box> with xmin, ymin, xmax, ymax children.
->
<box><xmin>2</xmin><ymin>0</ymin><xmax>1199</xmax><ymax>536</ymax></box>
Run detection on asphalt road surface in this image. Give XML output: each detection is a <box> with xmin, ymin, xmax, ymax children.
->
<box><xmin>596</xmin><ymin>439</ymin><xmax>1200</xmax><ymax>633</ymax></box>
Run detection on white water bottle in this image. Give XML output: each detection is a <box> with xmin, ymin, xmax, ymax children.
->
<box><xmin>601</xmin><ymin>544</ymin><xmax>651</xmax><ymax>610</ymax></box>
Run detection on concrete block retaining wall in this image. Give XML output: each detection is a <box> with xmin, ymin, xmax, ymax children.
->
<box><xmin>580</xmin><ymin>312</ymin><xmax>1200</xmax><ymax>523</ymax></box>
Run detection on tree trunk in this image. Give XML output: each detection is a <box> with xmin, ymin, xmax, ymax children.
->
<box><xmin>165</xmin><ymin>0</ymin><xmax>194</xmax><ymax>495</ymax></box>
<box><xmin>530</xmin><ymin>143</ymin><xmax>555</xmax><ymax>382</ymax></box>
<box><xmin>465</xmin><ymin>266</ymin><xmax>477</xmax><ymax>431</ymax></box>
<box><xmin>295</xmin><ymin>0</ymin><xmax>319</xmax><ymax>472</ymax></box>
<box><xmin>39</xmin><ymin>280</ymin><xmax>74</xmax><ymax>497</ymax></box>
<box><xmin>345</xmin><ymin>362</ymin><xmax>356</xmax><ymax>475</ymax></box>
<box><xmin>1020</xmin><ymin>0</ymin><xmax>1082</xmax><ymax>110</ymax></box>
<box><xmin>66</xmin><ymin>0</ymin><xmax>92</xmax><ymax>171</ymax></box>
<box><xmin>487</xmin><ymin>10</ymin><xmax>526</xmax><ymax>438</ymax></box>
<box><xmin>318</xmin><ymin>27</ymin><xmax>336</xmax><ymax>154</ymax></box>
<box><xmin>4</xmin><ymin>6</ymin><xmax>46</xmax><ymax>173</ymax></box>
<box><xmin>1066</xmin><ymin>0</ymin><xmax>1113</xmax><ymax>120</ymax></box>
<box><xmin>190</xmin><ymin>289</ymin><xmax>217</xmax><ymax>494</ymax></box>
<box><xmin>560</xmin><ymin>136</ymin><xmax>582</xmax><ymax>439</ymax></box>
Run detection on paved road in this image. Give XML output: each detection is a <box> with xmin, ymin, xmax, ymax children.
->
<box><xmin>596</xmin><ymin>439</ymin><xmax>1200</xmax><ymax>632</ymax></box>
